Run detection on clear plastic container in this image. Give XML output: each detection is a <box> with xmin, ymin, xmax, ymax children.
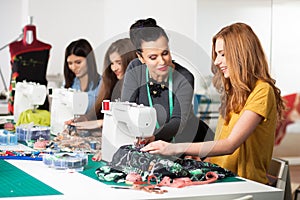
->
<box><xmin>16</xmin><ymin>125</ymin><xmax>51</xmax><ymax>142</ymax></box>
<box><xmin>42</xmin><ymin>152</ymin><xmax>88</xmax><ymax>171</ymax></box>
<box><xmin>0</xmin><ymin>130</ymin><xmax>18</xmax><ymax>145</ymax></box>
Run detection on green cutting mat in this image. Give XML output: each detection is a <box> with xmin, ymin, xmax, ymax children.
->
<box><xmin>0</xmin><ymin>160</ymin><xmax>62</xmax><ymax>198</ymax></box>
<box><xmin>80</xmin><ymin>155</ymin><xmax>244</xmax><ymax>186</ymax></box>
<box><xmin>80</xmin><ymin>155</ymin><xmax>104</xmax><ymax>181</ymax></box>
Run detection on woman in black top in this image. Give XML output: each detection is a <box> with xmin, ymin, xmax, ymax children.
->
<box><xmin>121</xmin><ymin>18</ymin><xmax>213</xmax><ymax>148</ymax></box>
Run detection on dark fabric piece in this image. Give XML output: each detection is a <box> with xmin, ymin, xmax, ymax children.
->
<box><xmin>95</xmin><ymin>145</ymin><xmax>235</xmax><ymax>183</ymax></box>
<box><xmin>12</xmin><ymin>51</ymin><xmax>49</xmax><ymax>84</ymax></box>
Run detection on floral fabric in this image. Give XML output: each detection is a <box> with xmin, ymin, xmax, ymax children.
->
<box><xmin>95</xmin><ymin>145</ymin><xmax>235</xmax><ymax>183</ymax></box>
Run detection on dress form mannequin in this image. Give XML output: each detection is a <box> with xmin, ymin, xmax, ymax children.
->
<box><xmin>9</xmin><ymin>25</ymin><xmax>51</xmax><ymax>56</ymax></box>
<box><xmin>8</xmin><ymin>25</ymin><xmax>52</xmax><ymax>114</ymax></box>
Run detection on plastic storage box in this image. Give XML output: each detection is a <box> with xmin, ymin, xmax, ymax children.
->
<box><xmin>42</xmin><ymin>152</ymin><xmax>88</xmax><ymax>171</ymax></box>
<box><xmin>0</xmin><ymin>130</ymin><xmax>18</xmax><ymax>145</ymax></box>
<box><xmin>16</xmin><ymin>125</ymin><xmax>51</xmax><ymax>142</ymax></box>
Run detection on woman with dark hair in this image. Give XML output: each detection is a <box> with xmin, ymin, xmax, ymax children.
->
<box><xmin>63</xmin><ymin>38</ymin><xmax>101</xmax><ymax>113</ymax></box>
<box><xmin>89</xmin><ymin>38</ymin><xmax>137</xmax><ymax>120</ymax></box>
<box><xmin>121</xmin><ymin>18</ymin><xmax>213</xmax><ymax>148</ymax></box>
<box><xmin>141</xmin><ymin>22</ymin><xmax>286</xmax><ymax>184</ymax></box>
<box><xmin>70</xmin><ymin>38</ymin><xmax>137</xmax><ymax>126</ymax></box>
<box><xmin>66</xmin><ymin>38</ymin><xmax>137</xmax><ymax>161</ymax></box>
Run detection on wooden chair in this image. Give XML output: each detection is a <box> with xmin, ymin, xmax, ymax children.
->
<box><xmin>294</xmin><ymin>186</ymin><xmax>300</xmax><ymax>200</ymax></box>
<box><xmin>267</xmin><ymin>157</ymin><xmax>292</xmax><ymax>200</ymax></box>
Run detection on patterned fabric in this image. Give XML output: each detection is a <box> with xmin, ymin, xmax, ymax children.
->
<box><xmin>95</xmin><ymin>145</ymin><xmax>235</xmax><ymax>183</ymax></box>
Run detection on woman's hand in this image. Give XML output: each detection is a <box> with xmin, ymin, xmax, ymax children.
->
<box><xmin>92</xmin><ymin>151</ymin><xmax>102</xmax><ymax>161</ymax></box>
<box><xmin>64</xmin><ymin>116</ymin><xmax>88</xmax><ymax>125</ymax></box>
<box><xmin>140</xmin><ymin>140</ymin><xmax>176</xmax><ymax>155</ymax></box>
<box><xmin>64</xmin><ymin>119</ymin><xmax>74</xmax><ymax>125</ymax></box>
<box><xmin>71</xmin><ymin>120</ymin><xmax>103</xmax><ymax>130</ymax></box>
<box><xmin>134</xmin><ymin>135</ymin><xmax>155</xmax><ymax>147</ymax></box>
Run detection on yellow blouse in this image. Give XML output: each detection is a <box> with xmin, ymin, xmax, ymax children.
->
<box><xmin>210</xmin><ymin>80</ymin><xmax>277</xmax><ymax>184</ymax></box>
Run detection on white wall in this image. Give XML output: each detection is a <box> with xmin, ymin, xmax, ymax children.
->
<box><xmin>197</xmin><ymin>0</ymin><xmax>272</xmax><ymax>67</ymax></box>
<box><xmin>272</xmin><ymin>0</ymin><xmax>300</xmax><ymax>95</ymax></box>
<box><xmin>196</xmin><ymin>0</ymin><xmax>272</xmax><ymax>96</ymax></box>
<box><xmin>27</xmin><ymin>0</ymin><xmax>106</xmax><ymax>75</ymax></box>
<box><xmin>28</xmin><ymin>0</ymin><xmax>198</xmax><ymax>76</ymax></box>
<box><xmin>0</xmin><ymin>0</ymin><xmax>24</xmax><ymax>91</ymax></box>
<box><xmin>0</xmin><ymin>0</ymin><xmax>299</xmax><ymax>95</ymax></box>
<box><xmin>0</xmin><ymin>0</ymin><xmax>198</xmax><ymax>90</ymax></box>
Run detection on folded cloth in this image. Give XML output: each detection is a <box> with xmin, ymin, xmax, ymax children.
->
<box><xmin>16</xmin><ymin>109</ymin><xmax>50</xmax><ymax>126</ymax></box>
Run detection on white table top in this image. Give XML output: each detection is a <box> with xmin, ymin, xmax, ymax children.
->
<box><xmin>2</xmin><ymin>159</ymin><xmax>283</xmax><ymax>200</ymax></box>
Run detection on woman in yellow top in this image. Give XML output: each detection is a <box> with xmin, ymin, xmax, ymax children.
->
<box><xmin>141</xmin><ymin>22</ymin><xmax>286</xmax><ymax>184</ymax></box>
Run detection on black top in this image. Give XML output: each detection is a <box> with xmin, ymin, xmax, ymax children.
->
<box><xmin>121</xmin><ymin>58</ymin><xmax>203</xmax><ymax>142</ymax></box>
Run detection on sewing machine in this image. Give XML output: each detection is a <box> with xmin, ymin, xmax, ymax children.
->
<box><xmin>101</xmin><ymin>102</ymin><xmax>157</xmax><ymax>162</ymax></box>
<box><xmin>50</xmin><ymin>88</ymin><xmax>88</xmax><ymax>135</ymax></box>
<box><xmin>14</xmin><ymin>81</ymin><xmax>47</xmax><ymax>123</ymax></box>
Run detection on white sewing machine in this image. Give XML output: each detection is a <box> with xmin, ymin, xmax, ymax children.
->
<box><xmin>101</xmin><ymin>102</ymin><xmax>157</xmax><ymax>162</ymax></box>
<box><xmin>50</xmin><ymin>88</ymin><xmax>88</xmax><ymax>135</ymax></box>
<box><xmin>14</xmin><ymin>81</ymin><xmax>47</xmax><ymax>123</ymax></box>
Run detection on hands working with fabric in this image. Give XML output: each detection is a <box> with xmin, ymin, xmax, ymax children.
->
<box><xmin>63</xmin><ymin>38</ymin><xmax>101</xmax><ymax>114</ymax></box>
<box><xmin>65</xmin><ymin>38</ymin><xmax>137</xmax><ymax>161</ymax></box>
<box><xmin>142</xmin><ymin>22</ymin><xmax>286</xmax><ymax>184</ymax></box>
<box><xmin>121</xmin><ymin>18</ymin><xmax>214</xmax><ymax>148</ymax></box>
<box><xmin>71</xmin><ymin>120</ymin><xmax>103</xmax><ymax>130</ymax></box>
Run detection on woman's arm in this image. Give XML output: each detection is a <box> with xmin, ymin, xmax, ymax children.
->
<box><xmin>72</xmin><ymin>119</ymin><xmax>103</xmax><ymax>130</ymax></box>
<box><xmin>141</xmin><ymin>110</ymin><xmax>263</xmax><ymax>157</ymax></box>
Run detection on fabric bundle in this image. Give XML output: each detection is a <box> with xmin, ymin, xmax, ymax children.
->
<box><xmin>95</xmin><ymin>145</ymin><xmax>235</xmax><ymax>185</ymax></box>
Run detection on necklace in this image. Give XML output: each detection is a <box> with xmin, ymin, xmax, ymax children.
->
<box><xmin>147</xmin><ymin>77</ymin><xmax>167</xmax><ymax>97</ymax></box>
<box><xmin>146</xmin><ymin>67</ymin><xmax>173</xmax><ymax>129</ymax></box>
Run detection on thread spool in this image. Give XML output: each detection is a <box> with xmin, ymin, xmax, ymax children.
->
<box><xmin>90</xmin><ymin>141</ymin><xmax>97</xmax><ymax>150</ymax></box>
<box><xmin>102</xmin><ymin>100</ymin><xmax>110</xmax><ymax>111</ymax></box>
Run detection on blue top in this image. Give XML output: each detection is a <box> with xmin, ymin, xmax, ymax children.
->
<box><xmin>71</xmin><ymin>75</ymin><xmax>101</xmax><ymax>114</ymax></box>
